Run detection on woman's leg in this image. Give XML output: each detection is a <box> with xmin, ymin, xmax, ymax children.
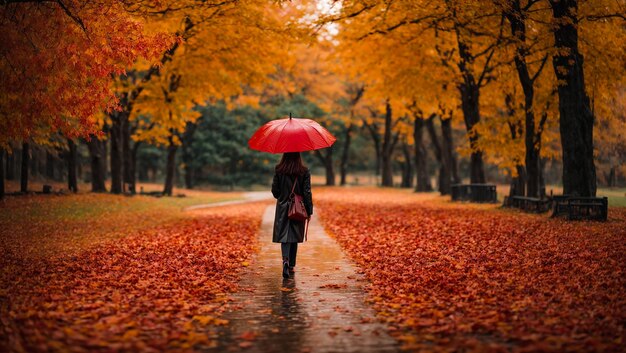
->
<box><xmin>289</xmin><ymin>243</ymin><xmax>298</xmax><ymax>268</ymax></box>
<box><xmin>281</xmin><ymin>243</ymin><xmax>290</xmax><ymax>263</ymax></box>
<box><xmin>280</xmin><ymin>243</ymin><xmax>291</xmax><ymax>278</ymax></box>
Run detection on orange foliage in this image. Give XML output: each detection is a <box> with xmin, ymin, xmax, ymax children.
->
<box><xmin>0</xmin><ymin>202</ymin><xmax>268</xmax><ymax>352</ymax></box>
<box><xmin>0</xmin><ymin>1</ymin><xmax>175</xmax><ymax>147</ymax></box>
<box><xmin>316</xmin><ymin>188</ymin><xmax>626</xmax><ymax>352</ymax></box>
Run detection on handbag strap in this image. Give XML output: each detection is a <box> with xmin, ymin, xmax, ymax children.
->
<box><xmin>290</xmin><ymin>175</ymin><xmax>298</xmax><ymax>196</ymax></box>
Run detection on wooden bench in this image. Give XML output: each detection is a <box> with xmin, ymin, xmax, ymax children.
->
<box><xmin>510</xmin><ymin>196</ymin><xmax>551</xmax><ymax>213</ymax></box>
<box><xmin>451</xmin><ymin>184</ymin><xmax>498</xmax><ymax>203</ymax></box>
<box><xmin>550</xmin><ymin>195</ymin><xmax>571</xmax><ymax>217</ymax></box>
<box><xmin>566</xmin><ymin>197</ymin><xmax>608</xmax><ymax>221</ymax></box>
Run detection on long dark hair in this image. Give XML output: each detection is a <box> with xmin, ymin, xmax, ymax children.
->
<box><xmin>275</xmin><ymin>152</ymin><xmax>308</xmax><ymax>176</ymax></box>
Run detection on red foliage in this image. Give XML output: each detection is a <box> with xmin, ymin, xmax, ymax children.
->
<box><xmin>0</xmin><ymin>1</ymin><xmax>175</xmax><ymax>145</ymax></box>
<box><xmin>0</xmin><ymin>202</ymin><xmax>266</xmax><ymax>352</ymax></box>
<box><xmin>317</xmin><ymin>189</ymin><xmax>626</xmax><ymax>352</ymax></box>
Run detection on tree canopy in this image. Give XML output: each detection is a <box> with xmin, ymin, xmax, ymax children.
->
<box><xmin>0</xmin><ymin>0</ymin><xmax>624</xmax><ymax>196</ymax></box>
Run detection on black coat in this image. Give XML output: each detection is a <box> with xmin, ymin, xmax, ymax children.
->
<box><xmin>271</xmin><ymin>170</ymin><xmax>313</xmax><ymax>243</ymax></box>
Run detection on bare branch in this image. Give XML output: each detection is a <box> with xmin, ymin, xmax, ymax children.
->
<box><xmin>530</xmin><ymin>54</ymin><xmax>549</xmax><ymax>83</ymax></box>
<box><xmin>477</xmin><ymin>14</ymin><xmax>506</xmax><ymax>87</ymax></box>
<box><xmin>357</xmin><ymin>13</ymin><xmax>444</xmax><ymax>40</ymax></box>
<box><xmin>584</xmin><ymin>13</ymin><xmax>626</xmax><ymax>22</ymax></box>
<box><xmin>55</xmin><ymin>0</ymin><xmax>87</xmax><ymax>33</ymax></box>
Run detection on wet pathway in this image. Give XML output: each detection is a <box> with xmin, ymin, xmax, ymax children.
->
<box><xmin>209</xmin><ymin>205</ymin><xmax>400</xmax><ymax>353</ymax></box>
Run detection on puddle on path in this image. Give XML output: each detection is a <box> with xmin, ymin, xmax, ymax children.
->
<box><xmin>208</xmin><ymin>205</ymin><xmax>400</xmax><ymax>353</ymax></box>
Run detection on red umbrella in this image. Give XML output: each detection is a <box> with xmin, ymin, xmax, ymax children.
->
<box><xmin>248</xmin><ymin>116</ymin><xmax>336</xmax><ymax>153</ymax></box>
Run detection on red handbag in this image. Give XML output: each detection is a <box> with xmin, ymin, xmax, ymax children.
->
<box><xmin>288</xmin><ymin>177</ymin><xmax>308</xmax><ymax>221</ymax></box>
<box><xmin>288</xmin><ymin>177</ymin><xmax>310</xmax><ymax>240</ymax></box>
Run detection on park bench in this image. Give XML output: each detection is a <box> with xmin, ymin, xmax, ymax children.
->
<box><xmin>549</xmin><ymin>195</ymin><xmax>608</xmax><ymax>221</ymax></box>
<box><xmin>451</xmin><ymin>184</ymin><xmax>498</xmax><ymax>203</ymax></box>
<box><xmin>510</xmin><ymin>196</ymin><xmax>551</xmax><ymax>213</ymax></box>
<box><xmin>550</xmin><ymin>195</ymin><xmax>571</xmax><ymax>217</ymax></box>
<box><xmin>564</xmin><ymin>197</ymin><xmax>608</xmax><ymax>221</ymax></box>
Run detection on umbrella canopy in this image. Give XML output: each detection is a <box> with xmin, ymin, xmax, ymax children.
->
<box><xmin>248</xmin><ymin>116</ymin><xmax>336</xmax><ymax>153</ymax></box>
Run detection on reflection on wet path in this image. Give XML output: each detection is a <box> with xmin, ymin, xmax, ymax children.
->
<box><xmin>209</xmin><ymin>206</ymin><xmax>399</xmax><ymax>353</ymax></box>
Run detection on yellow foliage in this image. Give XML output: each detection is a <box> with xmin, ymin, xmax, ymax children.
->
<box><xmin>116</xmin><ymin>0</ymin><xmax>305</xmax><ymax>146</ymax></box>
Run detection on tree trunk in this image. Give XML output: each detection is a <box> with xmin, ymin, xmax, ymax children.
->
<box><xmin>509</xmin><ymin>165</ymin><xmax>527</xmax><ymax>198</ymax></box>
<box><xmin>181</xmin><ymin>122</ymin><xmax>198</xmax><ymax>190</ymax></box>
<box><xmin>30</xmin><ymin>146</ymin><xmax>38</xmax><ymax>178</ymax></box>
<box><xmin>608</xmin><ymin>166</ymin><xmax>616</xmax><ymax>187</ymax></box>
<box><xmin>339</xmin><ymin>123</ymin><xmax>353</xmax><ymax>186</ymax></box>
<box><xmin>504</xmin><ymin>1</ymin><xmax>544</xmax><ymax>198</ymax></box>
<box><xmin>181</xmin><ymin>134</ymin><xmax>192</xmax><ymax>189</ymax></box>
<box><xmin>324</xmin><ymin>159</ymin><xmax>335</xmax><ymax>186</ymax></box>
<box><xmin>539</xmin><ymin>158</ymin><xmax>546</xmax><ymax>199</ymax></box>
<box><xmin>184</xmin><ymin>164</ymin><xmax>193</xmax><ymax>189</ymax></box>
<box><xmin>459</xmin><ymin>82</ymin><xmax>485</xmax><ymax>184</ymax></box>
<box><xmin>550</xmin><ymin>0</ymin><xmax>596</xmax><ymax>197</ymax></box>
<box><xmin>363</xmin><ymin>120</ymin><xmax>382</xmax><ymax>177</ymax></box>
<box><xmin>87</xmin><ymin>137</ymin><xmax>107</xmax><ymax>192</ymax></box>
<box><xmin>110</xmin><ymin>112</ymin><xmax>124</xmax><ymax>194</ymax></box>
<box><xmin>6</xmin><ymin>150</ymin><xmax>15</xmax><ymax>180</ymax></box>
<box><xmin>103</xmin><ymin>133</ymin><xmax>108</xmax><ymax>180</ymax></box>
<box><xmin>0</xmin><ymin>149</ymin><xmax>5</xmax><ymax>199</ymax></box>
<box><xmin>163</xmin><ymin>137</ymin><xmax>178</xmax><ymax>196</ymax></box>
<box><xmin>525</xmin><ymin>137</ymin><xmax>541</xmax><ymax>197</ymax></box>
<box><xmin>315</xmin><ymin>148</ymin><xmax>336</xmax><ymax>186</ymax></box>
<box><xmin>67</xmin><ymin>139</ymin><xmax>78</xmax><ymax>193</ymax></box>
<box><xmin>441</xmin><ymin>117</ymin><xmax>460</xmax><ymax>184</ymax></box>
<box><xmin>77</xmin><ymin>154</ymin><xmax>83</xmax><ymax>182</ymax></box>
<box><xmin>439</xmin><ymin>117</ymin><xmax>454</xmax><ymax>194</ymax></box>
<box><xmin>454</xmin><ymin>25</ymin><xmax>486</xmax><ymax>184</ymax></box>
<box><xmin>339</xmin><ymin>86</ymin><xmax>364</xmax><ymax>186</ymax></box>
<box><xmin>14</xmin><ymin>149</ymin><xmax>21</xmax><ymax>181</ymax></box>
<box><xmin>54</xmin><ymin>147</ymin><xmax>64</xmax><ymax>181</ymax></box>
<box><xmin>426</xmin><ymin>115</ymin><xmax>453</xmax><ymax>195</ymax></box>
<box><xmin>505</xmin><ymin>94</ymin><xmax>526</xmax><ymax>198</ymax></box>
<box><xmin>400</xmin><ymin>142</ymin><xmax>414</xmax><ymax>188</ymax></box>
<box><xmin>37</xmin><ymin>147</ymin><xmax>46</xmax><ymax>177</ymax></box>
<box><xmin>46</xmin><ymin>151</ymin><xmax>55</xmax><ymax>179</ymax></box>
<box><xmin>414</xmin><ymin>115</ymin><xmax>432</xmax><ymax>192</ymax></box>
<box><xmin>130</xmin><ymin>142</ymin><xmax>141</xmax><ymax>191</ymax></box>
<box><xmin>381</xmin><ymin>101</ymin><xmax>397</xmax><ymax>187</ymax></box>
<box><xmin>122</xmin><ymin>115</ymin><xmax>136</xmax><ymax>194</ymax></box>
<box><xmin>20</xmin><ymin>142</ymin><xmax>29</xmax><ymax>193</ymax></box>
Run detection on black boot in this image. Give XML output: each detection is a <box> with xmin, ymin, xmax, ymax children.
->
<box><xmin>282</xmin><ymin>257</ymin><xmax>290</xmax><ymax>279</ymax></box>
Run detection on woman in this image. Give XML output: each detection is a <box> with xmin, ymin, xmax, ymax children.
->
<box><xmin>271</xmin><ymin>152</ymin><xmax>313</xmax><ymax>279</ymax></box>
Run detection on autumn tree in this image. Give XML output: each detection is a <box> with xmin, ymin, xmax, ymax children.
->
<box><xmin>0</xmin><ymin>0</ymin><xmax>172</xmax><ymax>144</ymax></box>
<box><xmin>548</xmin><ymin>0</ymin><xmax>625</xmax><ymax>196</ymax></box>
<box><xmin>339</xmin><ymin>83</ymin><xmax>366</xmax><ymax>185</ymax></box>
<box><xmin>329</xmin><ymin>2</ymin><xmax>464</xmax><ymax>190</ymax></box>
<box><xmin>106</xmin><ymin>0</ymin><xmax>300</xmax><ymax>195</ymax></box>
<box><xmin>436</xmin><ymin>1</ymin><xmax>508</xmax><ymax>184</ymax></box>
<box><xmin>0</xmin><ymin>0</ymin><xmax>173</xmax><ymax>195</ymax></box>
<box><xmin>497</xmin><ymin>0</ymin><xmax>554</xmax><ymax>197</ymax></box>
<box><xmin>473</xmin><ymin>0</ymin><xmax>559</xmax><ymax>199</ymax></box>
<box><xmin>249</xmin><ymin>37</ymin><xmax>351</xmax><ymax>186</ymax></box>
<box><xmin>547</xmin><ymin>0</ymin><xmax>595</xmax><ymax>196</ymax></box>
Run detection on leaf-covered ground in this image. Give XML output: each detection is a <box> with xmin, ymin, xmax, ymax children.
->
<box><xmin>1</xmin><ymin>193</ymin><xmax>267</xmax><ymax>352</ymax></box>
<box><xmin>316</xmin><ymin>188</ymin><xmax>626</xmax><ymax>352</ymax></box>
<box><xmin>0</xmin><ymin>189</ymin><xmax>240</xmax><ymax>259</ymax></box>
